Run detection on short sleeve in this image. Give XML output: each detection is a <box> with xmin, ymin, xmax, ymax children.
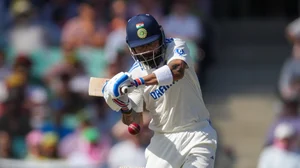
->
<box><xmin>166</xmin><ymin>38</ymin><xmax>194</xmax><ymax>68</ymax></box>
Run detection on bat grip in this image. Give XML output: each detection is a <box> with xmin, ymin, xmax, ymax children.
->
<box><xmin>121</xmin><ymin>86</ymin><xmax>128</xmax><ymax>94</ymax></box>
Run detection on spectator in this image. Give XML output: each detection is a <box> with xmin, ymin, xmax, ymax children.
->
<box><xmin>0</xmin><ymin>55</ymin><xmax>52</xmax><ymax>158</ymax></box>
<box><xmin>27</xmin><ymin>87</ymin><xmax>49</xmax><ymax>129</ymax></box>
<box><xmin>7</xmin><ymin>55</ymin><xmax>51</xmax><ymax>130</ymax></box>
<box><xmin>58</xmin><ymin>119</ymin><xmax>90</xmax><ymax>158</ymax></box>
<box><xmin>0</xmin><ymin>82</ymin><xmax>8</xmax><ymax>116</ymax></box>
<box><xmin>68</xmin><ymin>60</ymin><xmax>89</xmax><ymax>96</ymax></box>
<box><xmin>61</xmin><ymin>0</ymin><xmax>107</xmax><ymax>49</ymax></box>
<box><xmin>87</xmin><ymin>97</ymin><xmax>119</xmax><ymax>134</ymax></box>
<box><xmin>25</xmin><ymin>130</ymin><xmax>43</xmax><ymax>160</ymax></box>
<box><xmin>279</xmin><ymin>19</ymin><xmax>300</xmax><ymax>101</ymax></box>
<box><xmin>44</xmin><ymin>44</ymin><xmax>79</xmax><ymax>84</ymax></box>
<box><xmin>0</xmin><ymin>0</ymin><xmax>11</xmax><ymax>47</ymax></box>
<box><xmin>39</xmin><ymin>132</ymin><xmax>59</xmax><ymax>159</ymax></box>
<box><xmin>286</xmin><ymin>17</ymin><xmax>300</xmax><ymax>42</ymax></box>
<box><xmin>0</xmin><ymin>50</ymin><xmax>11</xmax><ymax>81</ymax></box>
<box><xmin>162</xmin><ymin>0</ymin><xmax>204</xmax><ymax>43</ymax></box>
<box><xmin>40</xmin><ymin>0</ymin><xmax>79</xmax><ymax>46</ymax></box>
<box><xmin>265</xmin><ymin>100</ymin><xmax>300</xmax><ymax>146</ymax></box>
<box><xmin>0</xmin><ymin>50</ymin><xmax>10</xmax><ymax>115</ymax></box>
<box><xmin>127</xmin><ymin>0</ymin><xmax>163</xmax><ymax>22</ymax></box>
<box><xmin>45</xmin><ymin>71</ymin><xmax>86</xmax><ymax>139</ymax></box>
<box><xmin>0</xmin><ymin>131</ymin><xmax>12</xmax><ymax>158</ymax></box>
<box><xmin>2</xmin><ymin>54</ymin><xmax>34</xmax><ymax>121</ymax></box>
<box><xmin>9</xmin><ymin>0</ymin><xmax>46</xmax><ymax>55</ymax></box>
<box><xmin>65</xmin><ymin>126</ymin><xmax>111</xmax><ymax>167</ymax></box>
<box><xmin>258</xmin><ymin>123</ymin><xmax>300</xmax><ymax>168</ymax></box>
<box><xmin>0</xmin><ymin>0</ymin><xmax>10</xmax><ymax>32</ymax></box>
<box><xmin>278</xmin><ymin>55</ymin><xmax>300</xmax><ymax>101</ymax></box>
<box><xmin>105</xmin><ymin>1</ymin><xmax>133</xmax><ymax>77</ymax></box>
<box><xmin>162</xmin><ymin>0</ymin><xmax>204</xmax><ymax>73</ymax></box>
<box><xmin>110</xmin><ymin>0</ymin><xmax>127</xmax><ymax>20</ymax></box>
<box><xmin>41</xmin><ymin>0</ymin><xmax>78</xmax><ymax>23</ymax></box>
<box><xmin>0</xmin><ymin>87</ymin><xmax>31</xmax><ymax>158</ymax></box>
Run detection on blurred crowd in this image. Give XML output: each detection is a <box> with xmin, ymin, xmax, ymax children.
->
<box><xmin>0</xmin><ymin>0</ymin><xmax>211</xmax><ymax>167</ymax></box>
<box><xmin>257</xmin><ymin>17</ymin><xmax>300</xmax><ymax>168</ymax></box>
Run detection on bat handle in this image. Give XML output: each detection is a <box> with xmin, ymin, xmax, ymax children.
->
<box><xmin>121</xmin><ymin>86</ymin><xmax>129</xmax><ymax>94</ymax></box>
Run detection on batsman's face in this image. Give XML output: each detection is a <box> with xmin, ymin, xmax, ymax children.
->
<box><xmin>133</xmin><ymin>40</ymin><xmax>160</xmax><ymax>58</ymax></box>
<box><xmin>131</xmin><ymin>39</ymin><xmax>165</xmax><ymax>69</ymax></box>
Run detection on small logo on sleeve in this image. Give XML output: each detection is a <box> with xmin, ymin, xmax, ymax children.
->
<box><xmin>175</xmin><ymin>48</ymin><xmax>185</xmax><ymax>56</ymax></box>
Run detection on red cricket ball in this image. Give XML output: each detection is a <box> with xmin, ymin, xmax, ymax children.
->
<box><xmin>128</xmin><ymin>123</ymin><xmax>141</xmax><ymax>135</ymax></box>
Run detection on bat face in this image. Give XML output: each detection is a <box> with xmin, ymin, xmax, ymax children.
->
<box><xmin>88</xmin><ymin>77</ymin><xmax>109</xmax><ymax>97</ymax></box>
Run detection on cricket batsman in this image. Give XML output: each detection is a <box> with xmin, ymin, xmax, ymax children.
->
<box><xmin>103</xmin><ymin>14</ymin><xmax>217</xmax><ymax>168</ymax></box>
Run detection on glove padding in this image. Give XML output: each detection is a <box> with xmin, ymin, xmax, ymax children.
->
<box><xmin>102</xmin><ymin>72</ymin><xmax>132</xmax><ymax>111</ymax></box>
<box><xmin>104</xmin><ymin>93</ymin><xmax>132</xmax><ymax>112</ymax></box>
<box><xmin>103</xmin><ymin>72</ymin><xmax>132</xmax><ymax>98</ymax></box>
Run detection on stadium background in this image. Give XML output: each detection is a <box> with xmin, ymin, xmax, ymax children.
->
<box><xmin>0</xmin><ymin>0</ymin><xmax>299</xmax><ymax>167</ymax></box>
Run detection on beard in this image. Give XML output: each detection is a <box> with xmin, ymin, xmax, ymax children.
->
<box><xmin>136</xmin><ymin>48</ymin><xmax>164</xmax><ymax>69</ymax></box>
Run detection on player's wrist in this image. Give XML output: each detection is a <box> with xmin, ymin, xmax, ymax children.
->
<box><xmin>121</xmin><ymin>112</ymin><xmax>133</xmax><ymax>125</ymax></box>
<box><xmin>132</xmin><ymin>77</ymin><xmax>145</xmax><ymax>87</ymax></box>
<box><xmin>121</xmin><ymin>108</ymin><xmax>132</xmax><ymax>114</ymax></box>
<box><xmin>153</xmin><ymin>65</ymin><xmax>173</xmax><ymax>86</ymax></box>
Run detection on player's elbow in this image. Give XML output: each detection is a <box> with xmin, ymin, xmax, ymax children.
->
<box><xmin>169</xmin><ymin>60</ymin><xmax>187</xmax><ymax>81</ymax></box>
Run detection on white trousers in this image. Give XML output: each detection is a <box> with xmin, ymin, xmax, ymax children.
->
<box><xmin>145</xmin><ymin>121</ymin><xmax>217</xmax><ymax>168</ymax></box>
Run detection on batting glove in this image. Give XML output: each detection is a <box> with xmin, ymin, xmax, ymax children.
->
<box><xmin>103</xmin><ymin>82</ymin><xmax>132</xmax><ymax>112</ymax></box>
<box><xmin>105</xmin><ymin>72</ymin><xmax>132</xmax><ymax>98</ymax></box>
<box><xmin>112</xmin><ymin>96</ymin><xmax>132</xmax><ymax>112</ymax></box>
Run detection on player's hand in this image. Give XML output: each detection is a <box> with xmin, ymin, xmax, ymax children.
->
<box><xmin>113</xmin><ymin>95</ymin><xmax>132</xmax><ymax>112</ymax></box>
<box><xmin>103</xmin><ymin>89</ymin><xmax>132</xmax><ymax>112</ymax></box>
<box><xmin>106</xmin><ymin>72</ymin><xmax>132</xmax><ymax>98</ymax></box>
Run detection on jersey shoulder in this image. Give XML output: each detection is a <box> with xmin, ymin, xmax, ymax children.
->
<box><xmin>165</xmin><ymin>37</ymin><xmax>193</xmax><ymax>66</ymax></box>
<box><xmin>165</xmin><ymin>38</ymin><xmax>188</xmax><ymax>58</ymax></box>
<box><xmin>127</xmin><ymin>61</ymin><xmax>144</xmax><ymax>78</ymax></box>
<box><xmin>165</xmin><ymin>38</ymin><xmax>187</xmax><ymax>50</ymax></box>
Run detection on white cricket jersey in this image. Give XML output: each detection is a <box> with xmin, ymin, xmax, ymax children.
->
<box><xmin>128</xmin><ymin>38</ymin><xmax>210</xmax><ymax>133</ymax></box>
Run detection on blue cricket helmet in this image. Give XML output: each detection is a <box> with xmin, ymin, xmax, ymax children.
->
<box><xmin>126</xmin><ymin>14</ymin><xmax>163</xmax><ymax>48</ymax></box>
<box><xmin>126</xmin><ymin>14</ymin><xmax>166</xmax><ymax>69</ymax></box>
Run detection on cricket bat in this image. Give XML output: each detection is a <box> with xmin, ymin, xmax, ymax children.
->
<box><xmin>88</xmin><ymin>77</ymin><xmax>129</xmax><ymax>97</ymax></box>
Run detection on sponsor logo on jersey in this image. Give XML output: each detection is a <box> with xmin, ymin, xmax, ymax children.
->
<box><xmin>175</xmin><ymin>48</ymin><xmax>185</xmax><ymax>56</ymax></box>
<box><xmin>150</xmin><ymin>81</ymin><xmax>176</xmax><ymax>100</ymax></box>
